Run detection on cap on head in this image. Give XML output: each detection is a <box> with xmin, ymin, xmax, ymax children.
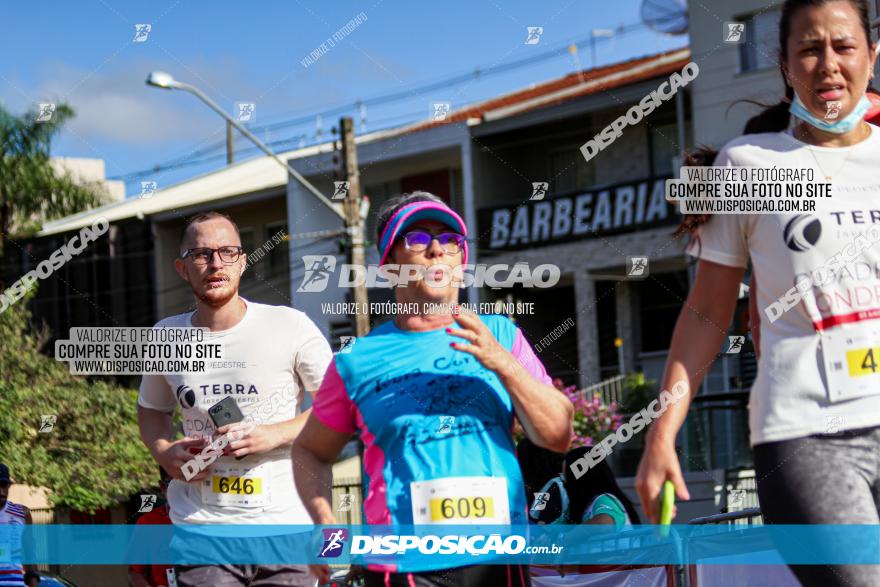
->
<box><xmin>0</xmin><ymin>463</ymin><xmax>11</xmax><ymax>483</ymax></box>
<box><xmin>376</xmin><ymin>194</ymin><xmax>468</xmax><ymax>266</ymax></box>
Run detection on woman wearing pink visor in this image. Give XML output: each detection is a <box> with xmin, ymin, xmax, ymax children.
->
<box><xmin>294</xmin><ymin>191</ymin><xmax>573</xmax><ymax>587</ymax></box>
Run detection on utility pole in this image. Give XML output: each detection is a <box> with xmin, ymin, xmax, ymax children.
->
<box><xmin>339</xmin><ymin>116</ymin><xmax>370</xmax><ymax>337</ymax></box>
<box><xmin>590</xmin><ymin>29</ymin><xmax>614</xmax><ymax>69</ymax></box>
<box><xmin>226</xmin><ymin>121</ymin><xmax>234</xmax><ymax>165</ymax></box>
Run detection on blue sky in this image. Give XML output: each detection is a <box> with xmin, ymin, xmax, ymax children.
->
<box><xmin>0</xmin><ymin>1</ymin><xmax>687</xmax><ymax>195</ymax></box>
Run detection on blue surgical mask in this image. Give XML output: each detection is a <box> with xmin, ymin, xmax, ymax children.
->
<box><xmin>789</xmin><ymin>93</ymin><xmax>871</xmax><ymax>134</ymax></box>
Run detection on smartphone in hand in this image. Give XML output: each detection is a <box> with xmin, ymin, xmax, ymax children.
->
<box><xmin>209</xmin><ymin>396</ymin><xmax>245</xmax><ymax>428</ymax></box>
<box><xmin>208</xmin><ymin>397</ymin><xmax>246</xmax><ymax>460</ymax></box>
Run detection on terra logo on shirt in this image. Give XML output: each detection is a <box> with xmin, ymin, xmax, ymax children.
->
<box><xmin>198</xmin><ymin>383</ymin><xmax>259</xmax><ymax>396</ymax></box>
<box><xmin>784</xmin><ymin>215</ymin><xmax>822</xmax><ymax>252</ymax></box>
<box><xmin>176</xmin><ymin>385</ymin><xmax>196</xmax><ymax>409</ymax></box>
<box><xmin>176</xmin><ymin>383</ymin><xmax>260</xmax><ymax>409</ymax></box>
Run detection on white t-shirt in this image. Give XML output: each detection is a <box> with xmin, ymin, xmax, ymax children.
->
<box><xmin>689</xmin><ymin>125</ymin><xmax>880</xmax><ymax>446</ymax></box>
<box><xmin>138</xmin><ymin>299</ymin><xmax>332</xmax><ymax>525</ymax></box>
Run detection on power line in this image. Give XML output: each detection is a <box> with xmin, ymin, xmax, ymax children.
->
<box><xmin>112</xmin><ymin>21</ymin><xmax>667</xmax><ymax>184</ymax></box>
<box><xmin>115</xmin><ymin>108</ymin><xmax>429</xmax><ymax>185</ymax></box>
<box><xmin>250</xmin><ymin>21</ymin><xmax>651</xmax><ymax>135</ymax></box>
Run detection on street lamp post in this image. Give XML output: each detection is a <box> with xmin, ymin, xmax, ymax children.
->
<box><xmin>146</xmin><ymin>71</ymin><xmax>342</xmax><ymax>220</ymax></box>
<box><xmin>146</xmin><ymin>71</ymin><xmax>371</xmax><ymax>336</ymax></box>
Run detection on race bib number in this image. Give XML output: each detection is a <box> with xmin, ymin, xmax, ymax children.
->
<box><xmin>821</xmin><ymin>319</ymin><xmax>880</xmax><ymax>402</ymax></box>
<box><xmin>411</xmin><ymin>476</ymin><xmax>509</xmax><ymax>524</ymax></box>
<box><xmin>200</xmin><ymin>462</ymin><xmax>269</xmax><ymax>507</ymax></box>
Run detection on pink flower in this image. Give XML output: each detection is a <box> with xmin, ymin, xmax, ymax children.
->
<box><xmin>559</xmin><ymin>380</ymin><xmax>625</xmax><ymax>448</ymax></box>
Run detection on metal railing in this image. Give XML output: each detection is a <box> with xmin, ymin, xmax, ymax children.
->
<box><xmin>332</xmin><ymin>477</ymin><xmax>364</xmax><ymax>525</ymax></box>
<box><xmin>581</xmin><ymin>374</ymin><xmax>627</xmax><ymax>405</ymax></box>
<box><xmin>721</xmin><ymin>468</ymin><xmax>760</xmax><ymax>519</ymax></box>
<box><xmin>688</xmin><ymin>508</ymin><xmax>763</xmax><ymax>526</ymax></box>
<box><xmin>685</xmin><ymin>391</ymin><xmax>752</xmax><ymax>472</ymax></box>
<box><xmin>29</xmin><ymin>508</ymin><xmax>55</xmax><ymax>525</ymax></box>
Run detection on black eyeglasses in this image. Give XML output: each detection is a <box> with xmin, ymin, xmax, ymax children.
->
<box><xmin>402</xmin><ymin>230</ymin><xmax>464</xmax><ymax>254</ymax></box>
<box><xmin>181</xmin><ymin>246</ymin><xmax>243</xmax><ymax>265</ymax></box>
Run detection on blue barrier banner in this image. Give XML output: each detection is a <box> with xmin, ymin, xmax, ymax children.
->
<box><xmin>11</xmin><ymin>524</ymin><xmax>880</xmax><ymax>566</ymax></box>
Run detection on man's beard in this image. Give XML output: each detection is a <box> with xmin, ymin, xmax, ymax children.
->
<box><xmin>191</xmin><ymin>277</ymin><xmax>237</xmax><ymax>308</ymax></box>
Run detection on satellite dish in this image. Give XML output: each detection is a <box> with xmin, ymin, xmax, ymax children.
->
<box><xmin>641</xmin><ymin>0</ymin><xmax>688</xmax><ymax>35</ymax></box>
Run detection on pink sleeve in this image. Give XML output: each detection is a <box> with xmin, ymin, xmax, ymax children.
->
<box><xmin>511</xmin><ymin>328</ymin><xmax>553</xmax><ymax>385</ymax></box>
<box><xmin>311</xmin><ymin>360</ymin><xmax>357</xmax><ymax>435</ymax></box>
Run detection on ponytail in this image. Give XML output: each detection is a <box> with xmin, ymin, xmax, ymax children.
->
<box><xmin>742</xmin><ymin>83</ymin><xmax>794</xmax><ymax>135</ymax></box>
<box><xmin>672</xmin><ymin>146</ymin><xmax>718</xmax><ymax>243</ymax></box>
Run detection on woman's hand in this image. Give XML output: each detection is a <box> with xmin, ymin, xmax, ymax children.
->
<box><xmin>446</xmin><ymin>307</ymin><xmax>517</xmax><ymax>376</ymax></box>
<box><xmin>635</xmin><ymin>430</ymin><xmax>690</xmax><ymax>523</ymax></box>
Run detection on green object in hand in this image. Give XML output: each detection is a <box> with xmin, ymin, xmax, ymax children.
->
<box><xmin>659</xmin><ymin>480</ymin><xmax>675</xmax><ymax>525</ymax></box>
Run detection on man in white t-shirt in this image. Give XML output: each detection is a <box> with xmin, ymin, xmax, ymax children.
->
<box><xmin>137</xmin><ymin>211</ymin><xmax>332</xmax><ymax>587</ymax></box>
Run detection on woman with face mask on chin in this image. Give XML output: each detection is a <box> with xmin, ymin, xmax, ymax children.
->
<box><xmin>636</xmin><ymin>1</ymin><xmax>880</xmax><ymax>585</ymax></box>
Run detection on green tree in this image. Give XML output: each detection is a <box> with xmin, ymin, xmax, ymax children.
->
<box><xmin>0</xmin><ymin>102</ymin><xmax>108</xmax><ymax>254</ymax></box>
<box><xmin>0</xmin><ymin>288</ymin><xmax>155</xmax><ymax>512</ymax></box>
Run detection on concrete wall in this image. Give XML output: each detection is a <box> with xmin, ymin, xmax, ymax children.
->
<box><xmin>8</xmin><ymin>485</ymin><xmax>51</xmax><ymax>510</ymax></box>
<box><xmin>286</xmin><ymin>168</ymin><xmax>350</xmax><ymax>341</ymax></box>
<box><xmin>590</xmin><ymin>109</ymin><xmax>652</xmax><ymax>186</ymax></box>
<box><xmin>50</xmin><ymin>157</ymin><xmax>126</xmax><ymax>202</ymax></box>
<box><xmin>573</xmin><ymin>271</ymin><xmax>602</xmax><ymax>386</ymax></box>
<box><xmin>689</xmin><ymin>0</ymin><xmax>784</xmax><ymax>148</ymax></box>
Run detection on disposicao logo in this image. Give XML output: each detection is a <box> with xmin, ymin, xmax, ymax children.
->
<box><xmin>319</xmin><ymin>528</ymin><xmax>348</xmax><ymax>558</ymax></box>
